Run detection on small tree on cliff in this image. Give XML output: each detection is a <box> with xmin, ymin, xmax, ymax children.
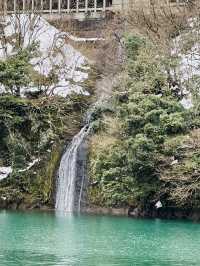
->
<box><xmin>0</xmin><ymin>46</ymin><xmax>37</xmax><ymax>96</ymax></box>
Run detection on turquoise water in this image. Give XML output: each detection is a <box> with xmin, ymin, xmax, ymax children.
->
<box><xmin>0</xmin><ymin>211</ymin><xmax>200</xmax><ymax>266</ymax></box>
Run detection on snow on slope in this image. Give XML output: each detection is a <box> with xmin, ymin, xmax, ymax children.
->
<box><xmin>172</xmin><ymin>21</ymin><xmax>200</xmax><ymax>109</ymax></box>
<box><xmin>0</xmin><ymin>15</ymin><xmax>89</xmax><ymax>97</ymax></box>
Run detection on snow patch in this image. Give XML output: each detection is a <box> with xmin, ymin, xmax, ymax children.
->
<box><xmin>0</xmin><ymin>15</ymin><xmax>90</xmax><ymax>97</ymax></box>
<box><xmin>0</xmin><ymin>167</ymin><xmax>12</xmax><ymax>181</ymax></box>
<box><xmin>180</xmin><ymin>97</ymin><xmax>193</xmax><ymax>109</ymax></box>
<box><xmin>172</xmin><ymin>20</ymin><xmax>200</xmax><ymax>109</ymax></box>
<box><xmin>0</xmin><ymin>159</ymin><xmax>40</xmax><ymax>180</ymax></box>
<box><xmin>64</xmin><ymin>33</ymin><xmax>104</xmax><ymax>42</ymax></box>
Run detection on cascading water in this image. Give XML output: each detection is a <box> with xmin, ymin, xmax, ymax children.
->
<box><xmin>55</xmin><ymin>124</ymin><xmax>90</xmax><ymax>212</ymax></box>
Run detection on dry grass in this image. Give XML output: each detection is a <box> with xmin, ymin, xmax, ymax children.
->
<box><xmin>89</xmin><ymin>115</ymin><xmax>122</xmax><ymax>161</ymax></box>
<box><xmin>90</xmin><ymin>134</ymin><xmax>118</xmax><ymax>154</ymax></box>
<box><xmin>102</xmin><ymin>115</ymin><xmax>121</xmax><ymax>137</ymax></box>
<box><xmin>187</xmin><ymin>128</ymin><xmax>200</xmax><ymax>149</ymax></box>
<box><xmin>160</xmin><ymin>129</ymin><xmax>200</xmax><ymax>206</ymax></box>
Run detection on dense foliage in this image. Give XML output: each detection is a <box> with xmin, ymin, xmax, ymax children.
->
<box><xmin>1</xmin><ymin>29</ymin><xmax>200</xmax><ymax>215</ymax></box>
<box><xmin>88</xmin><ymin>36</ymin><xmax>200</xmax><ymax>212</ymax></box>
<box><xmin>0</xmin><ymin>94</ymin><xmax>90</xmax><ymax>208</ymax></box>
<box><xmin>0</xmin><ymin>46</ymin><xmax>37</xmax><ymax>96</ymax></box>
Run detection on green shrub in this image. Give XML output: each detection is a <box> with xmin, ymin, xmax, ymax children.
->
<box><xmin>160</xmin><ymin>112</ymin><xmax>187</xmax><ymax>134</ymax></box>
<box><xmin>0</xmin><ymin>47</ymin><xmax>36</xmax><ymax>96</ymax></box>
<box><xmin>88</xmin><ymin>34</ymin><xmax>198</xmax><ymax>209</ymax></box>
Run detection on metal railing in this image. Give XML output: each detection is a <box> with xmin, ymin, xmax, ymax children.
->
<box><xmin>2</xmin><ymin>0</ymin><xmax>113</xmax><ymax>14</ymax></box>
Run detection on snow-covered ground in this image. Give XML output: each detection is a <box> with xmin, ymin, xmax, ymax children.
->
<box><xmin>0</xmin><ymin>15</ymin><xmax>90</xmax><ymax>97</ymax></box>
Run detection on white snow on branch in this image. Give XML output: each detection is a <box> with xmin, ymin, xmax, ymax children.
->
<box><xmin>18</xmin><ymin>158</ymin><xmax>40</xmax><ymax>173</ymax></box>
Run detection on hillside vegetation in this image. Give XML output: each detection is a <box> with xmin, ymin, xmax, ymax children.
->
<box><xmin>1</xmin><ymin>12</ymin><xmax>200</xmax><ymax>218</ymax></box>
<box><xmin>88</xmin><ymin>35</ymin><xmax>200</xmax><ymax>217</ymax></box>
<box><xmin>0</xmin><ymin>93</ymin><xmax>91</xmax><ymax>209</ymax></box>
<box><xmin>0</xmin><ymin>46</ymin><xmax>93</xmax><ymax>209</ymax></box>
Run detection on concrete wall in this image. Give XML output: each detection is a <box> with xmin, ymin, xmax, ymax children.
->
<box><xmin>112</xmin><ymin>0</ymin><xmax>191</xmax><ymax>11</ymax></box>
<box><xmin>112</xmin><ymin>0</ymin><xmax>131</xmax><ymax>11</ymax></box>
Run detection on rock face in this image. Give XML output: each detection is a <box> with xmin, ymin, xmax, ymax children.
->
<box><xmin>73</xmin><ymin>139</ymin><xmax>89</xmax><ymax>211</ymax></box>
<box><xmin>83</xmin><ymin>206</ymin><xmax>129</xmax><ymax>216</ymax></box>
<box><xmin>0</xmin><ymin>189</ymin><xmax>24</xmax><ymax>210</ymax></box>
<box><xmin>128</xmin><ymin>206</ymin><xmax>200</xmax><ymax>221</ymax></box>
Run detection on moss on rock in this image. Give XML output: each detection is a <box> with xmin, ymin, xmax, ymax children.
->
<box><xmin>0</xmin><ymin>93</ymin><xmax>92</xmax><ymax>209</ymax></box>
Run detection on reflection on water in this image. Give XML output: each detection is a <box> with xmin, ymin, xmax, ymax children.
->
<box><xmin>2</xmin><ymin>250</ymin><xmax>61</xmax><ymax>266</ymax></box>
<box><xmin>0</xmin><ymin>210</ymin><xmax>200</xmax><ymax>266</ymax></box>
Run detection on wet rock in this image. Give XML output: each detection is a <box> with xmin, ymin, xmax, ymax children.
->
<box><xmin>83</xmin><ymin>206</ymin><xmax>129</xmax><ymax>216</ymax></box>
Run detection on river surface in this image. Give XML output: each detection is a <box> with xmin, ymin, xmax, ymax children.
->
<box><xmin>0</xmin><ymin>211</ymin><xmax>200</xmax><ymax>266</ymax></box>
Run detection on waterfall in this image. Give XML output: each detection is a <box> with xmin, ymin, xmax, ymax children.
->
<box><xmin>55</xmin><ymin>125</ymin><xmax>90</xmax><ymax>212</ymax></box>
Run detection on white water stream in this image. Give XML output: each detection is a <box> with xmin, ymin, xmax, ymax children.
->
<box><xmin>55</xmin><ymin>125</ymin><xmax>90</xmax><ymax>212</ymax></box>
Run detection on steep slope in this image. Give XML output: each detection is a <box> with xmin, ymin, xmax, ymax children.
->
<box><xmin>0</xmin><ymin>15</ymin><xmax>96</xmax><ymax>209</ymax></box>
<box><xmin>87</xmin><ymin>35</ymin><xmax>200</xmax><ymax>220</ymax></box>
